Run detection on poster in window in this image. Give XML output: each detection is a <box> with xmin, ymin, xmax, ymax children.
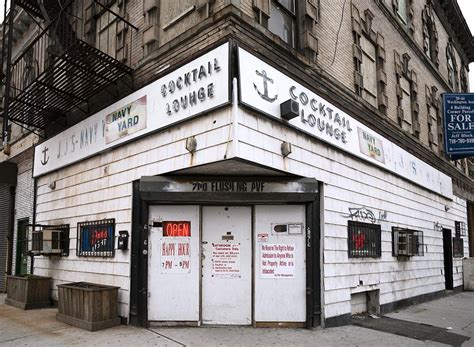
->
<box><xmin>77</xmin><ymin>219</ymin><xmax>115</xmax><ymax>257</ymax></box>
<box><xmin>348</xmin><ymin>221</ymin><xmax>381</xmax><ymax>258</ymax></box>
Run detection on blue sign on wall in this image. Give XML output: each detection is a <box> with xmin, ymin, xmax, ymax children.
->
<box><xmin>443</xmin><ymin>93</ymin><xmax>474</xmax><ymax>159</ymax></box>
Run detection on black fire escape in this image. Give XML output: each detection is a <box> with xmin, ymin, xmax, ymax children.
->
<box><xmin>1</xmin><ymin>0</ymin><xmax>137</xmax><ymax>141</ymax></box>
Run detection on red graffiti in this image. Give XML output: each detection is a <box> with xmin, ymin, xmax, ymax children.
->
<box><xmin>354</xmin><ymin>234</ymin><xmax>366</xmax><ymax>250</ymax></box>
<box><xmin>92</xmin><ymin>229</ymin><xmax>108</xmax><ymax>246</ymax></box>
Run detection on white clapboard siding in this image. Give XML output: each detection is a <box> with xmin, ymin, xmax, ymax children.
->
<box><xmin>238</xmin><ymin>110</ymin><xmax>469</xmax><ymax>319</ymax></box>
<box><xmin>35</xmin><ymin>109</ymin><xmax>233</xmax><ymax>318</ymax></box>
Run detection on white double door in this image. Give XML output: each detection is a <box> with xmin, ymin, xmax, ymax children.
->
<box><xmin>148</xmin><ymin>205</ymin><xmax>306</xmax><ymax>325</ymax></box>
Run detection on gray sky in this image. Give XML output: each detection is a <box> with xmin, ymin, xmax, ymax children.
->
<box><xmin>0</xmin><ymin>1</ymin><xmax>473</xmax><ymax>90</ymax></box>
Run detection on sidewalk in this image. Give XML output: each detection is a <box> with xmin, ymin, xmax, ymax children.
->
<box><xmin>0</xmin><ymin>292</ymin><xmax>473</xmax><ymax>346</ymax></box>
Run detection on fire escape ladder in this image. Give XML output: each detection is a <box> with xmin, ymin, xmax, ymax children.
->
<box><xmin>2</xmin><ymin>0</ymin><xmax>135</xmax><ymax>134</ymax></box>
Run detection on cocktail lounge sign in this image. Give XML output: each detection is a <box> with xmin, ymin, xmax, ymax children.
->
<box><xmin>33</xmin><ymin>43</ymin><xmax>230</xmax><ymax>177</ymax></box>
<box><xmin>238</xmin><ymin>47</ymin><xmax>452</xmax><ymax>198</ymax></box>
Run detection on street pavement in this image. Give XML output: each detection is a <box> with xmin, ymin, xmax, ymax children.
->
<box><xmin>0</xmin><ymin>292</ymin><xmax>473</xmax><ymax>346</ymax></box>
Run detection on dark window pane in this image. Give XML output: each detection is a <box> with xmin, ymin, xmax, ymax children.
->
<box><xmin>277</xmin><ymin>0</ymin><xmax>295</xmax><ymax>13</ymax></box>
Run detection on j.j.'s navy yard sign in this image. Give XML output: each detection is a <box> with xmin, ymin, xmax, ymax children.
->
<box><xmin>443</xmin><ymin>93</ymin><xmax>474</xmax><ymax>159</ymax></box>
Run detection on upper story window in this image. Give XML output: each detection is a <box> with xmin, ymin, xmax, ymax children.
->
<box><xmin>460</xmin><ymin>63</ymin><xmax>469</xmax><ymax>93</ymax></box>
<box><xmin>391</xmin><ymin>0</ymin><xmax>414</xmax><ymax>35</ymax></box>
<box><xmin>143</xmin><ymin>1</ymin><xmax>160</xmax><ymax>57</ymax></box>
<box><xmin>425</xmin><ymin>85</ymin><xmax>440</xmax><ymax>152</ymax></box>
<box><xmin>422</xmin><ymin>3</ymin><xmax>439</xmax><ymax>67</ymax></box>
<box><xmin>253</xmin><ymin>0</ymin><xmax>318</xmax><ymax>60</ymax></box>
<box><xmin>268</xmin><ymin>0</ymin><xmax>296</xmax><ymax>47</ymax></box>
<box><xmin>446</xmin><ymin>41</ymin><xmax>459</xmax><ymax>91</ymax></box>
<box><xmin>396</xmin><ymin>0</ymin><xmax>407</xmax><ymax>23</ymax></box>
<box><xmin>394</xmin><ymin>52</ymin><xmax>420</xmax><ymax>137</ymax></box>
<box><xmin>351</xmin><ymin>5</ymin><xmax>388</xmax><ymax>114</ymax></box>
<box><xmin>254</xmin><ymin>0</ymin><xmax>296</xmax><ymax>47</ymax></box>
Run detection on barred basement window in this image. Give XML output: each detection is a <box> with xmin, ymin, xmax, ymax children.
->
<box><xmin>348</xmin><ymin>221</ymin><xmax>381</xmax><ymax>258</ymax></box>
<box><xmin>392</xmin><ymin>227</ymin><xmax>424</xmax><ymax>257</ymax></box>
<box><xmin>77</xmin><ymin>219</ymin><xmax>115</xmax><ymax>257</ymax></box>
<box><xmin>453</xmin><ymin>237</ymin><xmax>464</xmax><ymax>258</ymax></box>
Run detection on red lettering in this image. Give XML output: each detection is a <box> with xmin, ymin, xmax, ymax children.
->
<box><xmin>182</xmin><ymin>223</ymin><xmax>189</xmax><ymax>236</ymax></box>
<box><xmin>163</xmin><ymin>221</ymin><xmax>191</xmax><ymax>237</ymax></box>
<box><xmin>91</xmin><ymin>229</ymin><xmax>108</xmax><ymax>246</ymax></box>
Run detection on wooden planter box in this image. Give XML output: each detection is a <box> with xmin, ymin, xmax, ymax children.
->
<box><xmin>56</xmin><ymin>282</ymin><xmax>121</xmax><ymax>331</ymax></box>
<box><xmin>5</xmin><ymin>275</ymin><xmax>51</xmax><ymax>309</ymax></box>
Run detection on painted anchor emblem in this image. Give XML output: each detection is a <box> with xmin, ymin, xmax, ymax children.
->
<box><xmin>253</xmin><ymin>69</ymin><xmax>278</xmax><ymax>102</ymax></box>
<box><xmin>40</xmin><ymin>146</ymin><xmax>49</xmax><ymax>165</ymax></box>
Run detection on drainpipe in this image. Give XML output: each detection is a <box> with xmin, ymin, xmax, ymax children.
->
<box><xmin>6</xmin><ymin>185</ymin><xmax>15</xmax><ymax>275</ymax></box>
<box><xmin>30</xmin><ymin>177</ymin><xmax>37</xmax><ymax>274</ymax></box>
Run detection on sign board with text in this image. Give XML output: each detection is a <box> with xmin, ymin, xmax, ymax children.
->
<box><xmin>238</xmin><ymin>47</ymin><xmax>453</xmax><ymax>199</ymax></box>
<box><xmin>34</xmin><ymin>43</ymin><xmax>230</xmax><ymax>177</ymax></box>
<box><xmin>443</xmin><ymin>93</ymin><xmax>474</xmax><ymax>158</ymax></box>
<box><xmin>211</xmin><ymin>243</ymin><xmax>241</xmax><ymax>278</ymax></box>
<box><xmin>160</xmin><ymin>237</ymin><xmax>191</xmax><ymax>274</ymax></box>
<box><xmin>260</xmin><ymin>244</ymin><xmax>295</xmax><ymax>278</ymax></box>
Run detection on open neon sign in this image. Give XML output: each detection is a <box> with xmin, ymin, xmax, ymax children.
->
<box><xmin>162</xmin><ymin>221</ymin><xmax>191</xmax><ymax>237</ymax></box>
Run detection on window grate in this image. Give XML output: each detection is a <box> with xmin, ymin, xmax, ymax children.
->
<box><xmin>31</xmin><ymin>224</ymin><xmax>70</xmax><ymax>256</ymax></box>
<box><xmin>348</xmin><ymin>221</ymin><xmax>381</xmax><ymax>258</ymax></box>
<box><xmin>392</xmin><ymin>227</ymin><xmax>424</xmax><ymax>257</ymax></box>
<box><xmin>453</xmin><ymin>237</ymin><xmax>464</xmax><ymax>258</ymax></box>
<box><xmin>77</xmin><ymin>219</ymin><xmax>115</xmax><ymax>257</ymax></box>
<box><xmin>455</xmin><ymin>221</ymin><xmax>466</xmax><ymax>237</ymax></box>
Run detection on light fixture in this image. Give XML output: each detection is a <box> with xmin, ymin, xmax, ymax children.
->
<box><xmin>281</xmin><ymin>141</ymin><xmax>292</xmax><ymax>157</ymax></box>
<box><xmin>186</xmin><ymin>136</ymin><xmax>197</xmax><ymax>153</ymax></box>
<box><xmin>280</xmin><ymin>99</ymin><xmax>299</xmax><ymax>121</ymax></box>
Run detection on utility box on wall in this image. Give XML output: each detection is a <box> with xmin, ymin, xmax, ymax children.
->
<box><xmin>463</xmin><ymin>258</ymin><xmax>474</xmax><ymax>290</ymax></box>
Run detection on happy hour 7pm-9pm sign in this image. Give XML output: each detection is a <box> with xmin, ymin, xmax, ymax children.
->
<box><xmin>443</xmin><ymin>93</ymin><xmax>474</xmax><ymax>158</ymax></box>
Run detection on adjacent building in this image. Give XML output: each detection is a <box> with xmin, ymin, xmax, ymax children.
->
<box><xmin>1</xmin><ymin>0</ymin><xmax>473</xmax><ymax>327</ymax></box>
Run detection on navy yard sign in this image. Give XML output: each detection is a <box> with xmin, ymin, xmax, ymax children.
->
<box><xmin>443</xmin><ymin>93</ymin><xmax>474</xmax><ymax>159</ymax></box>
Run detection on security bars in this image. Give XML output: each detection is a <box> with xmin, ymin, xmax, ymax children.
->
<box><xmin>392</xmin><ymin>227</ymin><xmax>424</xmax><ymax>257</ymax></box>
<box><xmin>348</xmin><ymin>221</ymin><xmax>382</xmax><ymax>258</ymax></box>
<box><xmin>77</xmin><ymin>219</ymin><xmax>115</xmax><ymax>257</ymax></box>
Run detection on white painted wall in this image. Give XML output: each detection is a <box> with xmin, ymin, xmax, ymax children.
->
<box><xmin>237</xmin><ymin>108</ymin><xmax>470</xmax><ymax>320</ymax></box>
<box><xmin>34</xmin><ymin>108</ymin><xmax>233</xmax><ymax>318</ymax></box>
<box><xmin>33</xmin><ymin>100</ymin><xmax>470</xmax><ymax>322</ymax></box>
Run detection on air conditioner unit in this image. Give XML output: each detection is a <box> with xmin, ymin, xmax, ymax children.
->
<box><xmin>32</xmin><ymin>229</ymin><xmax>63</xmax><ymax>254</ymax></box>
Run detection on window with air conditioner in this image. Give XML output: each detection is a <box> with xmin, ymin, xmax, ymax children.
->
<box><xmin>31</xmin><ymin>225</ymin><xmax>70</xmax><ymax>256</ymax></box>
<box><xmin>392</xmin><ymin>227</ymin><xmax>424</xmax><ymax>257</ymax></box>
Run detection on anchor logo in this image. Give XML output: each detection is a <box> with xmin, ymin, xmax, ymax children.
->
<box><xmin>253</xmin><ymin>70</ymin><xmax>278</xmax><ymax>103</ymax></box>
<box><xmin>40</xmin><ymin>147</ymin><xmax>49</xmax><ymax>165</ymax></box>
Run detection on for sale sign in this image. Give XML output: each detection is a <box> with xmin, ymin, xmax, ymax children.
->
<box><xmin>443</xmin><ymin>93</ymin><xmax>474</xmax><ymax>158</ymax></box>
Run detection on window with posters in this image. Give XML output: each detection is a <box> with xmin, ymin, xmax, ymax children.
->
<box><xmin>348</xmin><ymin>221</ymin><xmax>381</xmax><ymax>258</ymax></box>
<box><xmin>77</xmin><ymin>219</ymin><xmax>115</xmax><ymax>257</ymax></box>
